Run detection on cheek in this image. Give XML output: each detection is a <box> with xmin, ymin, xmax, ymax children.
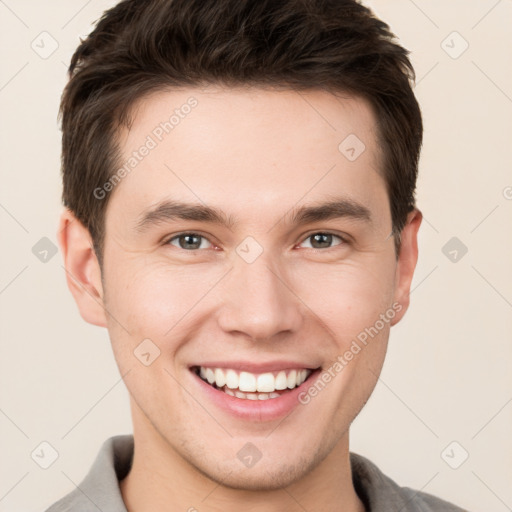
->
<box><xmin>103</xmin><ymin>260</ymin><xmax>225</xmax><ymax>349</ymax></box>
<box><xmin>104</xmin><ymin>248</ymin><xmax>396</xmax><ymax>362</ymax></box>
<box><xmin>291</xmin><ymin>256</ymin><xmax>396</xmax><ymax>338</ymax></box>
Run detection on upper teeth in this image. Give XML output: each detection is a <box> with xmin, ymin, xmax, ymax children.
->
<box><xmin>199</xmin><ymin>367</ymin><xmax>311</xmax><ymax>392</ymax></box>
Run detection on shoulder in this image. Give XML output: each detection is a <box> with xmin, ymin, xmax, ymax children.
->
<box><xmin>350</xmin><ymin>452</ymin><xmax>470</xmax><ymax>512</ymax></box>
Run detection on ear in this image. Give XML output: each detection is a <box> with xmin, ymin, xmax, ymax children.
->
<box><xmin>390</xmin><ymin>208</ymin><xmax>422</xmax><ymax>326</ymax></box>
<box><xmin>57</xmin><ymin>208</ymin><xmax>108</xmax><ymax>327</ymax></box>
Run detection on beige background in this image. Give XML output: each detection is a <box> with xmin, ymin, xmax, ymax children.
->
<box><xmin>1</xmin><ymin>1</ymin><xmax>511</xmax><ymax>511</ymax></box>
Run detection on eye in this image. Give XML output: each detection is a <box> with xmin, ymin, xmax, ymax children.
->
<box><xmin>166</xmin><ymin>232</ymin><xmax>214</xmax><ymax>250</ymax></box>
<box><xmin>298</xmin><ymin>232</ymin><xmax>346</xmax><ymax>250</ymax></box>
<box><xmin>164</xmin><ymin>231</ymin><xmax>347</xmax><ymax>251</ymax></box>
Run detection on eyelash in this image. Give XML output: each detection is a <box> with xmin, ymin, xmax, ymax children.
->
<box><xmin>163</xmin><ymin>231</ymin><xmax>349</xmax><ymax>252</ymax></box>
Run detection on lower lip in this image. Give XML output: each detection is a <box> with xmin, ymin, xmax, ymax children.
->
<box><xmin>190</xmin><ymin>368</ymin><xmax>322</xmax><ymax>422</ymax></box>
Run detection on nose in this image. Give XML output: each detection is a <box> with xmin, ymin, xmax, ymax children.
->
<box><xmin>216</xmin><ymin>253</ymin><xmax>304</xmax><ymax>342</ymax></box>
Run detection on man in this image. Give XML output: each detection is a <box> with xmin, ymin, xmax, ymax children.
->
<box><xmin>47</xmin><ymin>0</ymin><xmax>468</xmax><ymax>510</ymax></box>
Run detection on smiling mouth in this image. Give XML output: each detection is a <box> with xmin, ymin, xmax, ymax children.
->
<box><xmin>191</xmin><ymin>365</ymin><xmax>319</xmax><ymax>401</ymax></box>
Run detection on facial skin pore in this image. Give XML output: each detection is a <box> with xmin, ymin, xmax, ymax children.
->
<box><xmin>58</xmin><ymin>86</ymin><xmax>421</xmax><ymax>512</ymax></box>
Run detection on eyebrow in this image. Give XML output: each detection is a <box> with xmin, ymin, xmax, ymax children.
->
<box><xmin>134</xmin><ymin>197</ymin><xmax>372</xmax><ymax>233</ymax></box>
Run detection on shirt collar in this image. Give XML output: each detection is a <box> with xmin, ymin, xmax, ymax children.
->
<box><xmin>46</xmin><ymin>434</ymin><xmax>455</xmax><ymax>512</ymax></box>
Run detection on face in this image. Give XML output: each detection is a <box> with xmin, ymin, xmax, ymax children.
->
<box><xmin>62</xmin><ymin>85</ymin><xmax>420</xmax><ymax>491</ymax></box>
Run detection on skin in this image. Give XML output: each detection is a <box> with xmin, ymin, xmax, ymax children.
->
<box><xmin>58</xmin><ymin>86</ymin><xmax>422</xmax><ymax>512</ymax></box>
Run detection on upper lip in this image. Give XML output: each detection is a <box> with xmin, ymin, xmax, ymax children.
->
<box><xmin>190</xmin><ymin>360</ymin><xmax>320</xmax><ymax>374</ymax></box>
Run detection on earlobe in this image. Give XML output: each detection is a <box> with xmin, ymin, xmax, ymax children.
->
<box><xmin>57</xmin><ymin>208</ymin><xmax>108</xmax><ymax>328</ymax></box>
<box><xmin>390</xmin><ymin>208</ymin><xmax>422</xmax><ymax>326</ymax></box>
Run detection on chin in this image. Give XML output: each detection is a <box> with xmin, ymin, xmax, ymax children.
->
<box><xmin>186</xmin><ymin>444</ymin><xmax>325</xmax><ymax>492</ymax></box>
<box><xmin>205</xmin><ymin>461</ymin><xmax>311</xmax><ymax>491</ymax></box>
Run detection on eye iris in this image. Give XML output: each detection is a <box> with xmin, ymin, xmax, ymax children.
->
<box><xmin>174</xmin><ymin>234</ymin><xmax>338</xmax><ymax>250</ymax></box>
<box><xmin>311</xmin><ymin>233</ymin><xmax>332</xmax><ymax>248</ymax></box>
<box><xmin>179</xmin><ymin>234</ymin><xmax>202</xmax><ymax>249</ymax></box>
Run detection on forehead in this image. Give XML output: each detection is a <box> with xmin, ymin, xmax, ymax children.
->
<box><xmin>106</xmin><ymin>86</ymin><xmax>387</xmax><ymax>231</ymax></box>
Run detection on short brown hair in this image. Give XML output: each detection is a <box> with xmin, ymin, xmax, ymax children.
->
<box><xmin>59</xmin><ymin>0</ymin><xmax>422</xmax><ymax>267</ymax></box>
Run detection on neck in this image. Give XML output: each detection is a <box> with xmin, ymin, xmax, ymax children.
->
<box><xmin>120</xmin><ymin>401</ymin><xmax>366</xmax><ymax>512</ymax></box>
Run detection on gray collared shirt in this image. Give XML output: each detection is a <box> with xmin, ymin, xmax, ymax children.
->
<box><xmin>44</xmin><ymin>435</ymin><xmax>469</xmax><ymax>511</ymax></box>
